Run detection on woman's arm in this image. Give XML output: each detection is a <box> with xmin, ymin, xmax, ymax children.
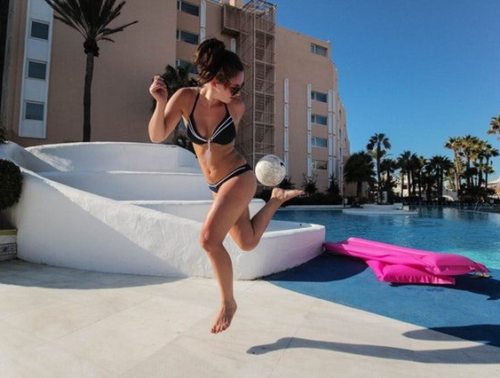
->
<box><xmin>148</xmin><ymin>76</ymin><xmax>188</xmax><ymax>143</ymax></box>
<box><xmin>229</xmin><ymin>98</ymin><xmax>245</xmax><ymax>129</ymax></box>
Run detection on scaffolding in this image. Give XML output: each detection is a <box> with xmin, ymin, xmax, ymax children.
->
<box><xmin>222</xmin><ymin>0</ymin><xmax>276</xmax><ymax>167</ymax></box>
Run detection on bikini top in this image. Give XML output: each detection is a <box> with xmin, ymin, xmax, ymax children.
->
<box><xmin>186</xmin><ymin>91</ymin><xmax>236</xmax><ymax>149</ymax></box>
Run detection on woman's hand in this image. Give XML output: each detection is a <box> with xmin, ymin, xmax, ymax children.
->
<box><xmin>149</xmin><ymin>75</ymin><xmax>168</xmax><ymax>104</ymax></box>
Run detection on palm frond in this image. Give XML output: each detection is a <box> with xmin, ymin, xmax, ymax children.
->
<box><xmin>53</xmin><ymin>14</ymin><xmax>86</xmax><ymax>37</ymax></box>
<box><xmin>100</xmin><ymin>20</ymin><xmax>138</xmax><ymax>37</ymax></box>
<box><xmin>97</xmin><ymin>0</ymin><xmax>117</xmax><ymax>32</ymax></box>
<box><xmin>46</xmin><ymin>0</ymin><xmax>137</xmax><ymax>40</ymax></box>
<box><xmin>46</xmin><ymin>0</ymin><xmax>86</xmax><ymax>36</ymax></box>
<box><xmin>97</xmin><ymin>0</ymin><xmax>125</xmax><ymax>33</ymax></box>
<box><xmin>65</xmin><ymin>0</ymin><xmax>88</xmax><ymax>29</ymax></box>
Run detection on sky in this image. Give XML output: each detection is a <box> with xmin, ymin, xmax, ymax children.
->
<box><xmin>273</xmin><ymin>0</ymin><xmax>500</xmax><ymax>179</ymax></box>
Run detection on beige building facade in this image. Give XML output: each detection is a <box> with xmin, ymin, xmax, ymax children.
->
<box><xmin>1</xmin><ymin>0</ymin><xmax>349</xmax><ymax>192</ymax></box>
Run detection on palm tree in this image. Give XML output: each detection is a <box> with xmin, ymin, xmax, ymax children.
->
<box><xmin>344</xmin><ymin>152</ymin><xmax>375</xmax><ymax>200</ymax></box>
<box><xmin>366</xmin><ymin>133</ymin><xmax>391</xmax><ymax>203</ymax></box>
<box><xmin>45</xmin><ymin>0</ymin><xmax>138</xmax><ymax>142</ymax></box>
<box><xmin>408</xmin><ymin>153</ymin><xmax>423</xmax><ymax>198</ymax></box>
<box><xmin>421</xmin><ymin>162</ymin><xmax>435</xmax><ymax>202</ymax></box>
<box><xmin>455</xmin><ymin>135</ymin><xmax>474</xmax><ymax>190</ymax></box>
<box><xmin>482</xmin><ymin>143</ymin><xmax>498</xmax><ymax>188</ymax></box>
<box><xmin>488</xmin><ymin>115</ymin><xmax>500</xmax><ymax>139</ymax></box>
<box><xmin>413</xmin><ymin>155</ymin><xmax>427</xmax><ymax>199</ymax></box>
<box><xmin>397</xmin><ymin>151</ymin><xmax>412</xmax><ymax>199</ymax></box>
<box><xmin>380</xmin><ymin>158</ymin><xmax>397</xmax><ymax>194</ymax></box>
<box><xmin>473</xmin><ymin>139</ymin><xmax>488</xmax><ymax>188</ymax></box>
<box><xmin>428</xmin><ymin>155</ymin><xmax>453</xmax><ymax>203</ymax></box>
<box><xmin>445</xmin><ymin>137</ymin><xmax>464</xmax><ymax>192</ymax></box>
<box><xmin>470</xmin><ymin>140</ymin><xmax>498</xmax><ymax>189</ymax></box>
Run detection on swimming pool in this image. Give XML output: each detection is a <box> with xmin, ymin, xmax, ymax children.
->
<box><xmin>274</xmin><ymin>208</ymin><xmax>500</xmax><ymax>269</ymax></box>
<box><xmin>269</xmin><ymin>208</ymin><xmax>500</xmax><ymax>350</ymax></box>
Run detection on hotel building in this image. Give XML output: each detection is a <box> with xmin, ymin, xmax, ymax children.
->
<box><xmin>1</xmin><ymin>0</ymin><xmax>350</xmax><ymax>192</ymax></box>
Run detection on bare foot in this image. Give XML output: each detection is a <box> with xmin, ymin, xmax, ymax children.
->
<box><xmin>211</xmin><ymin>300</ymin><xmax>237</xmax><ymax>334</ymax></box>
<box><xmin>271</xmin><ymin>188</ymin><xmax>304</xmax><ymax>205</ymax></box>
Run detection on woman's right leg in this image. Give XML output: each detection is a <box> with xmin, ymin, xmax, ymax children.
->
<box><xmin>200</xmin><ymin>171</ymin><xmax>257</xmax><ymax>333</ymax></box>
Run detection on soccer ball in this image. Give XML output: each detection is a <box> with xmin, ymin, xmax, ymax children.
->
<box><xmin>255</xmin><ymin>154</ymin><xmax>286</xmax><ymax>187</ymax></box>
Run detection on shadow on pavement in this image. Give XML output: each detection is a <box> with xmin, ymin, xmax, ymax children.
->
<box><xmin>248</xmin><ymin>325</ymin><xmax>500</xmax><ymax>364</ymax></box>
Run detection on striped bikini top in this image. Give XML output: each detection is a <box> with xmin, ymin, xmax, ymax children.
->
<box><xmin>186</xmin><ymin>91</ymin><xmax>236</xmax><ymax>149</ymax></box>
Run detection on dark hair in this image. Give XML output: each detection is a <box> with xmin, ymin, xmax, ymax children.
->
<box><xmin>195</xmin><ymin>38</ymin><xmax>244</xmax><ymax>85</ymax></box>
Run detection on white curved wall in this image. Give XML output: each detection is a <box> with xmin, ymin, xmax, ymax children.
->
<box><xmin>0</xmin><ymin>141</ymin><xmax>56</xmax><ymax>172</ymax></box>
<box><xmin>127</xmin><ymin>199</ymin><xmax>266</xmax><ymax>223</ymax></box>
<box><xmin>41</xmin><ymin>171</ymin><xmax>211</xmax><ymax>201</ymax></box>
<box><xmin>1</xmin><ymin>142</ymin><xmax>325</xmax><ymax>279</ymax></box>
<box><xmin>7</xmin><ymin>170</ymin><xmax>323</xmax><ymax>279</ymax></box>
<box><xmin>27</xmin><ymin>142</ymin><xmax>201</xmax><ymax>173</ymax></box>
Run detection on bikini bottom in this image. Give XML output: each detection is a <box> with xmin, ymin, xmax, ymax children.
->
<box><xmin>208</xmin><ymin>163</ymin><xmax>253</xmax><ymax>193</ymax></box>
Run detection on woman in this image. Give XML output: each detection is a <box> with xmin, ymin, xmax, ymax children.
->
<box><xmin>148</xmin><ymin>38</ymin><xmax>303</xmax><ymax>334</ymax></box>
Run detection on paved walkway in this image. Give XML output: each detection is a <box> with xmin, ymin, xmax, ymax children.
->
<box><xmin>1</xmin><ymin>260</ymin><xmax>499</xmax><ymax>377</ymax></box>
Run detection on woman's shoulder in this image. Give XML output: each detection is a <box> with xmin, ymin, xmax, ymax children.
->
<box><xmin>227</xmin><ymin>98</ymin><xmax>244</xmax><ymax>125</ymax></box>
<box><xmin>171</xmin><ymin>87</ymin><xmax>199</xmax><ymax>111</ymax></box>
<box><xmin>175</xmin><ymin>86</ymin><xmax>199</xmax><ymax>99</ymax></box>
<box><xmin>227</xmin><ymin>97</ymin><xmax>245</xmax><ymax>115</ymax></box>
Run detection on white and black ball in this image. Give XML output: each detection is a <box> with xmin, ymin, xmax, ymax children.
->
<box><xmin>255</xmin><ymin>154</ymin><xmax>286</xmax><ymax>187</ymax></box>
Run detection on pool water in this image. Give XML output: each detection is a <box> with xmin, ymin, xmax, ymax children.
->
<box><xmin>274</xmin><ymin>208</ymin><xmax>500</xmax><ymax>269</ymax></box>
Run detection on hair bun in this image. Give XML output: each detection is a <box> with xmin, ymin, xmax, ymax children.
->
<box><xmin>200</xmin><ymin>38</ymin><xmax>226</xmax><ymax>55</ymax></box>
<box><xmin>195</xmin><ymin>38</ymin><xmax>226</xmax><ymax>84</ymax></box>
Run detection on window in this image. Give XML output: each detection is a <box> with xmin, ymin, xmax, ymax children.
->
<box><xmin>25</xmin><ymin>102</ymin><xmax>44</xmax><ymax>120</ymax></box>
<box><xmin>311</xmin><ymin>137</ymin><xmax>327</xmax><ymax>148</ymax></box>
<box><xmin>310</xmin><ymin>43</ymin><xmax>327</xmax><ymax>57</ymax></box>
<box><xmin>30</xmin><ymin>20</ymin><xmax>49</xmax><ymax>40</ymax></box>
<box><xmin>27</xmin><ymin>60</ymin><xmax>47</xmax><ymax>80</ymax></box>
<box><xmin>177</xmin><ymin>0</ymin><xmax>200</xmax><ymax>16</ymax></box>
<box><xmin>311</xmin><ymin>114</ymin><xmax>327</xmax><ymax>125</ymax></box>
<box><xmin>176</xmin><ymin>30</ymin><xmax>199</xmax><ymax>45</ymax></box>
<box><xmin>311</xmin><ymin>91</ymin><xmax>327</xmax><ymax>103</ymax></box>
<box><xmin>313</xmin><ymin>160</ymin><xmax>327</xmax><ymax>170</ymax></box>
<box><xmin>176</xmin><ymin>59</ymin><xmax>197</xmax><ymax>74</ymax></box>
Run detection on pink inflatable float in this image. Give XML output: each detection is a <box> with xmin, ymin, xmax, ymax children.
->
<box><xmin>323</xmin><ymin>237</ymin><xmax>490</xmax><ymax>285</ymax></box>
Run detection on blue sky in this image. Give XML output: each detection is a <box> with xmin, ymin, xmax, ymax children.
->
<box><xmin>273</xmin><ymin>0</ymin><xmax>500</xmax><ymax>179</ymax></box>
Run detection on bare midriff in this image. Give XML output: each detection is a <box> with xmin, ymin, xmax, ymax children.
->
<box><xmin>193</xmin><ymin>143</ymin><xmax>248</xmax><ymax>183</ymax></box>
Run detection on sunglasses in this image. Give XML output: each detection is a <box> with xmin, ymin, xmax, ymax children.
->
<box><xmin>225</xmin><ymin>81</ymin><xmax>244</xmax><ymax>96</ymax></box>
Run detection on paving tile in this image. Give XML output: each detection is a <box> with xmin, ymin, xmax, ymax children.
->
<box><xmin>123</xmin><ymin>332</ymin><xmax>280</xmax><ymax>378</ymax></box>
<box><xmin>51</xmin><ymin>295</ymin><xmax>212</xmax><ymax>375</ymax></box>
<box><xmin>0</xmin><ymin>321</ymin><xmax>47</xmax><ymax>361</ymax></box>
<box><xmin>2</xmin><ymin>300</ymin><xmax>118</xmax><ymax>341</ymax></box>
<box><xmin>0</xmin><ymin>341</ymin><xmax>112</xmax><ymax>378</ymax></box>
<box><xmin>0</xmin><ymin>284</ymin><xmax>63</xmax><ymax>320</ymax></box>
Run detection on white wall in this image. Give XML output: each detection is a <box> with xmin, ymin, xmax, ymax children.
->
<box><xmin>1</xmin><ymin>142</ymin><xmax>325</xmax><ymax>279</ymax></box>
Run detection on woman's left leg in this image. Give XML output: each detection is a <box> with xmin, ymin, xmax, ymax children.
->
<box><xmin>228</xmin><ymin>187</ymin><xmax>304</xmax><ymax>251</ymax></box>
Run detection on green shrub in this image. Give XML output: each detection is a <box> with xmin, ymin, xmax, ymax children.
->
<box><xmin>0</xmin><ymin>126</ymin><xmax>6</xmax><ymax>144</ymax></box>
<box><xmin>278</xmin><ymin>176</ymin><xmax>295</xmax><ymax>189</ymax></box>
<box><xmin>256</xmin><ymin>188</ymin><xmax>272</xmax><ymax>202</ymax></box>
<box><xmin>283</xmin><ymin>192</ymin><xmax>342</xmax><ymax>206</ymax></box>
<box><xmin>0</xmin><ymin>160</ymin><xmax>23</xmax><ymax>211</ymax></box>
<box><xmin>302</xmin><ymin>175</ymin><xmax>318</xmax><ymax>196</ymax></box>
